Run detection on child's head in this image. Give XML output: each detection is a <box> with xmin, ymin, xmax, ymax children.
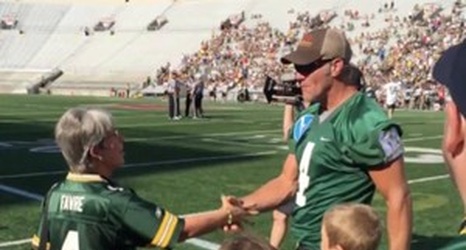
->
<box><xmin>220</xmin><ymin>234</ymin><xmax>275</xmax><ymax>250</ymax></box>
<box><xmin>321</xmin><ymin>203</ymin><xmax>382</xmax><ymax>250</ymax></box>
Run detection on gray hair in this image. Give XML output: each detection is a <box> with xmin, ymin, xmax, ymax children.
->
<box><xmin>55</xmin><ymin>107</ymin><xmax>114</xmax><ymax>173</ymax></box>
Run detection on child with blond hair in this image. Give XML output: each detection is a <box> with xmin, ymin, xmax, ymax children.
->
<box><xmin>321</xmin><ymin>203</ymin><xmax>382</xmax><ymax>250</ymax></box>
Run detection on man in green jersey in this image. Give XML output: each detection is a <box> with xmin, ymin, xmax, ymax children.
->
<box><xmin>270</xmin><ymin>65</ymin><xmax>365</xmax><ymax>249</ymax></box>
<box><xmin>32</xmin><ymin>107</ymin><xmax>254</xmax><ymax>250</ymax></box>
<box><xmin>231</xmin><ymin>28</ymin><xmax>412</xmax><ymax>250</ymax></box>
<box><xmin>433</xmin><ymin>40</ymin><xmax>466</xmax><ymax>250</ymax></box>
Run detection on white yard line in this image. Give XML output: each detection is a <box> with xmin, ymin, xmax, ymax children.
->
<box><xmin>0</xmin><ymin>239</ymin><xmax>33</xmax><ymax>248</ymax></box>
<box><xmin>124</xmin><ymin>151</ymin><xmax>277</xmax><ymax>168</ymax></box>
<box><xmin>407</xmin><ymin>174</ymin><xmax>450</xmax><ymax>184</ymax></box>
<box><xmin>127</xmin><ymin>129</ymin><xmax>281</xmax><ymax>142</ymax></box>
<box><xmin>0</xmin><ymin>151</ymin><xmax>278</xmax><ymax>180</ymax></box>
<box><xmin>0</xmin><ymin>184</ymin><xmax>42</xmax><ymax>201</ymax></box>
<box><xmin>185</xmin><ymin>239</ymin><xmax>220</xmax><ymax>250</ymax></box>
<box><xmin>0</xmin><ymin>134</ymin><xmax>443</xmax><ymax>181</ymax></box>
<box><xmin>404</xmin><ymin>135</ymin><xmax>442</xmax><ymax>142</ymax></box>
<box><xmin>202</xmin><ymin>138</ymin><xmax>276</xmax><ymax>149</ymax></box>
<box><xmin>118</xmin><ymin>117</ymin><xmax>283</xmax><ymax>128</ymax></box>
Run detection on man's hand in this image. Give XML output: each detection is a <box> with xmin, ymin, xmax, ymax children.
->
<box><xmin>220</xmin><ymin>195</ymin><xmax>258</xmax><ymax>232</ymax></box>
<box><xmin>272</xmin><ymin>95</ymin><xmax>302</xmax><ymax>107</ymax></box>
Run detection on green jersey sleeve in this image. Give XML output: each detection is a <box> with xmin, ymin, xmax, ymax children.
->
<box><xmin>31</xmin><ymin>182</ymin><xmax>62</xmax><ymax>250</ymax></box>
<box><xmin>31</xmin><ymin>201</ymin><xmax>50</xmax><ymax>250</ymax></box>
<box><xmin>122</xmin><ymin>194</ymin><xmax>185</xmax><ymax>249</ymax></box>
<box><xmin>342</xmin><ymin>121</ymin><xmax>403</xmax><ymax>169</ymax></box>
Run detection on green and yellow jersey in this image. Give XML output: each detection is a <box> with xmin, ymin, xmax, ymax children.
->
<box><xmin>440</xmin><ymin>236</ymin><xmax>466</xmax><ymax>250</ymax></box>
<box><xmin>289</xmin><ymin>92</ymin><xmax>403</xmax><ymax>250</ymax></box>
<box><xmin>32</xmin><ymin>173</ymin><xmax>184</xmax><ymax>250</ymax></box>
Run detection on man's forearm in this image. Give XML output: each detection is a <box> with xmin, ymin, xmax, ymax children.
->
<box><xmin>387</xmin><ymin>189</ymin><xmax>412</xmax><ymax>250</ymax></box>
<box><xmin>241</xmin><ymin>176</ymin><xmax>296</xmax><ymax>212</ymax></box>
<box><xmin>179</xmin><ymin>209</ymin><xmax>229</xmax><ymax>241</ymax></box>
<box><xmin>283</xmin><ymin>104</ymin><xmax>295</xmax><ymax>141</ymax></box>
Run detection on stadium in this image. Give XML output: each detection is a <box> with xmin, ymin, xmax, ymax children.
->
<box><xmin>0</xmin><ymin>0</ymin><xmax>465</xmax><ymax>249</ymax></box>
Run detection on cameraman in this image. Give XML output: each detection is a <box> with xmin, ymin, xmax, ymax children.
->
<box><xmin>270</xmin><ymin>73</ymin><xmax>308</xmax><ymax>249</ymax></box>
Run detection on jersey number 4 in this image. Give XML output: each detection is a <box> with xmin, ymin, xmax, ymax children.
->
<box><xmin>296</xmin><ymin>142</ymin><xmax>315</xmax><ymax>207</ymax></box>
<box><xmin>62</xmin><ymin>231</ymin><xmax>79</xmax><ymax>250</ymax></box>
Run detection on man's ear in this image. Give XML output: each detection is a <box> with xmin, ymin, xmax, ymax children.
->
<box><xmin>89</xmin><ymin>145</ymin><xmax>103</xmax><ymax>161</ymax></box>
<box><xmin>330</xmin><ymin>59</ymin><xmax>344</xmax><ymax>78</ymax></box>
<box><xmin>443</xmin><ymin>101</ymin><xmax>464</xmax><ymax>157</ymax></box>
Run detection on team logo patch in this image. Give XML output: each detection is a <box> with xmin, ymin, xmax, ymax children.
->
<box><xmin>293</xmin><ymin>114</ymin><xmax>314</xmax><ymax>142</ymax></box>
<box><xmin>379</xmin><ymin>127</ymin><xmax>403</xmax><ymax>162</ymax></box>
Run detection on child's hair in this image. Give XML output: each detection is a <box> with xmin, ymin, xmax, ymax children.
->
<box><xmin>220</xmin><ymin>234</ymin><xmax>275</xmax><ymax>250</ymax></box>
<box><xmin>323</xmin><ymin>203</ymin><xmax>382</xmax><ymax>250</ymax></box>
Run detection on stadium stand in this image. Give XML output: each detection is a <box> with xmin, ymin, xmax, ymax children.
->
<box><xmin>0</xmin><ymin>3</ymin><xmax>69</xmax><ymax>68</ymax></box>
<box><xmin>0</xmin><ymin>69</ymin><xmax>59</xmax><ymax>94</ymax></box>
<box><xmin>116</xmin><ymin>2</ymin><xmax>172</xmax><ymax>31</ymax></box>
<box><xmin>0</xmin><ymin>0</ymin><xmax>462</xmax><ymax>96</ymax></box>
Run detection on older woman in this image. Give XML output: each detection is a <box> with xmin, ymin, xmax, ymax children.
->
<box><xmin>32</xmin><ymin>107</ymin><xmax>252</xmax><ymax>250</ymax></box>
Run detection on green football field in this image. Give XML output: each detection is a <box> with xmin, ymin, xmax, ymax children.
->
<box><xmin>0</xmin><ymin>94</ymin><xmax>461</xmax><ymax>250</ymax></box>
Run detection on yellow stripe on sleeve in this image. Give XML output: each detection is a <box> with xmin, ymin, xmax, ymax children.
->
<box><xmin>160</xmin><ymin>216</ymin><xmax>180</xmax><ymax>248</ymax></box>
<box><xmin>31</xmin><ymin>234</ymin><xmax>50</xmax><ymax>250</ymax></box>
<box><xmin>151</xmin><ymin>211</ymin><xmax>172</xmax><ymax>246</ymax></box>
<box><xmin>157</xmin><ymin>213</ymin><xmax>175</xmax><ymax>247</ymax></box>
<box><xmin>31</xmin><ymin>235</ymin><xmax>40</xmax><ymax>246</ymax></box>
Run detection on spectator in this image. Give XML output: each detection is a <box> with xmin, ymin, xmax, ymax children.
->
<box><xmin>31</xmin><ymin>107</ymin><xmax>255</xmax><ymax>250</ymax></box>
<box><xmin>185</xmin><ymin>77</ymin><xmax>193</xmax><ymax>117</ymax></box>
<box><xmin>226</xmin><ymin>28</ymin><xmax>412</xmax><ymax>250</ymax></box>
<box><xmin>220</xmin><ymin>234</ymin><xmax>274</xmax><ymax>250</ymax></box>
<box><xmin>433</xmin><ymin>40</ymin><xmax>466</xmax><ymax>250</ymax></box>
<box><xmin>193</xmin><ymin>74</ymin><xmax>205</xmax><ymax>118</ymax></box>
<box><xmin>321</xmin><ymin>203</ymin><xmax>382</xmax><ymax>250</ymax></box>
<box><xmin>166</xmin><ymin>72</ymin><xmax>181</xmax><ymax>120</ymax></box>
<box><xmin>270</xmin><ymin>98</ymin><xmax>307</xmax><ymax>249</ymax></box>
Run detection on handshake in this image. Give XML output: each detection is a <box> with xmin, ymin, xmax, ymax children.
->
<box><xmin>179</xmin><ymin>194</ymin><xmax>264</xmax><ymax>249</ymax></box>
<box><xmin>218</xmin><ymin>195</ymin><xmax>259</xmax><ymax>232</ymax></box>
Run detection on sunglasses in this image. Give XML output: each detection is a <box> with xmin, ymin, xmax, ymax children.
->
<box><xmin>294</xmin><ymin>58</ymin><xmax>333</xmax><ymax>77</ymax></box>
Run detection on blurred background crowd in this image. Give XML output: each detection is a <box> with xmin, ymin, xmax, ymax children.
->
<box><xmin>148</xmin><ymin>0</ymin><xmax>465</xmax><ymax>111</ymax></box>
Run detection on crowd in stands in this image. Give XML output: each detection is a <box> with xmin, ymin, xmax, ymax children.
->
<box><xmin>30</xmin><ymin>1</ymin><xmax>466</xmax><ymax>250</ymax></box>
<box><xmin>150</xmin><ymin>0</ymin><xmax>465</xmax><ymax>111</ymax></box>
<box><xmin>354</xmin><ymin>0</ymin><xmax>464</xmax><ymax>110</ymax></box>
<box><xmin>154</xmin><ymin>19</ymin><xmax>287</xmax><ymax>102</ymax></box>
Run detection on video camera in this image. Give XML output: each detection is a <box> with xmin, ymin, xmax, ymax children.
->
<box><xmin>263</xmin><ymin>73</ymin><xmax>302</xmax><ymax>104</ymax></box>
<box><xmin>263</xmin><ymin>64</ymin><xmax>365</xmax><ymax>104</ymax></box>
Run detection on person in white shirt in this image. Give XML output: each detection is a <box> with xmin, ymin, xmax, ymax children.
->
<box><xmin>383</xmin><ymin>79</ymin><xmax>401</xmax><ymax>119</ymax></box>
<box><xmin>403</xmin><ymin>87</ymin><xmax>413</xmax><ymax>109</ymax></box>
<box><xmin>413</xmin><ymin>86</ymin><xmax>422</xmax><ymax>109</ymax></box>
<box><xmin>166</xmin><ymin>72</ymin><xmax>181</xmax><ymax>120</ymax></box>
